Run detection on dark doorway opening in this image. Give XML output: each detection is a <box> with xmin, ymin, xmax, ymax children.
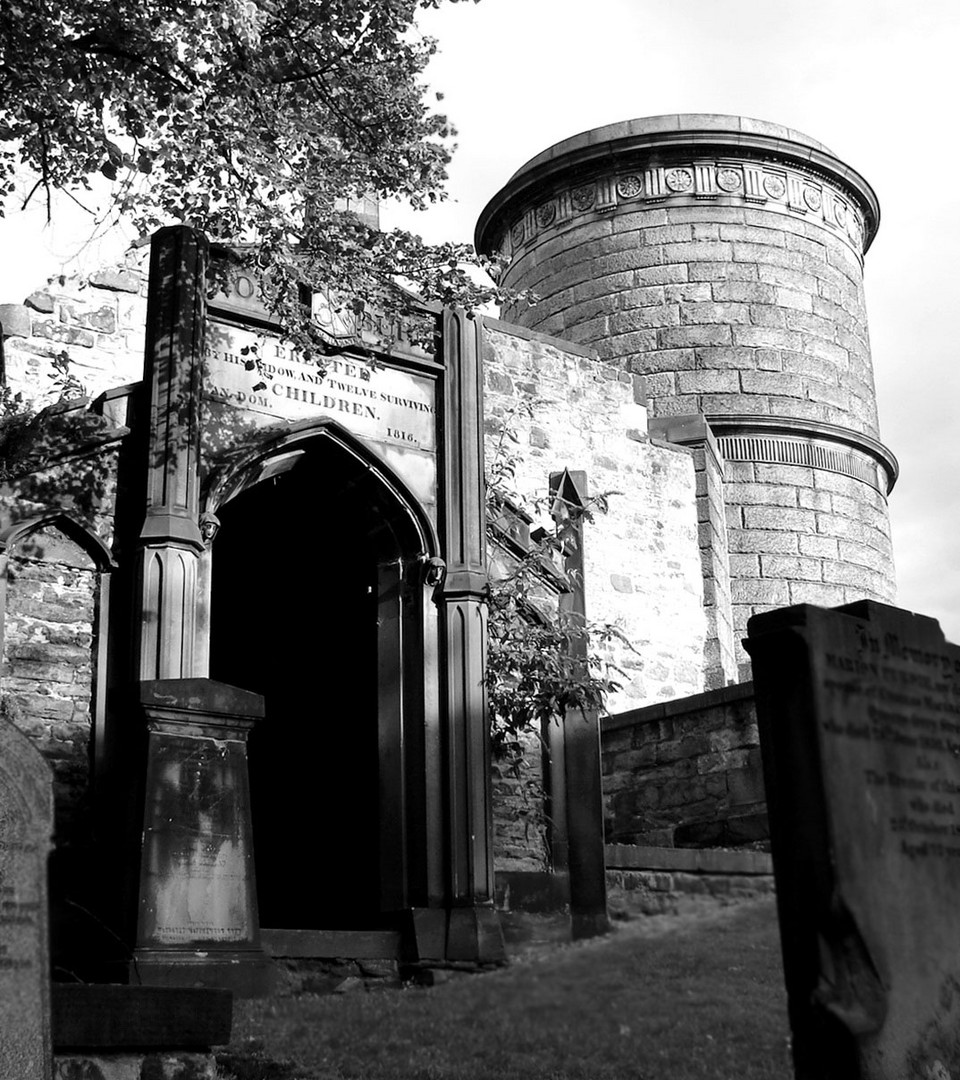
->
<box><xmin>210</xmin><ymin>443</ymin><xmax>389</xmax><ymax>929</ymax></box>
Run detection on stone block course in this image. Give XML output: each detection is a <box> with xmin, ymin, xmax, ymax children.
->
<box><xmin>739</xmin><ymin>370</ymin><xmax>803</xmax><ymax>397</ymax></box>
<box><xmin>730</xmin><ymin>482</ymin><xmax>798</xmax><ymax>507</ymax></box>
<box><xmin>798</xmin><ymin>489</ymin><xmax>832</xmax><ymax>512</ymax></box>
<box><xmin>667</xmin><ymin>205</ymin><xmax>747</xmax><ymax>225</ymax></box>
<box><xmin>785</xmin><ymin>581</ymin><xmax>849</xmax><ymax>607</ymax></box>
<box><xmin>680</xmin><ymin>301</ymin><xmax>750</xmax><ymax>326</ymax></box>
<box><xmin>688</xmin><ymin>262</ymin><xmax>759</xmax><ymax>282</ymax></box>
<box><xmin>742</xmin><ymin>505</ymin><xmax>817</xmax><ymax>532</ymax></box>
<box><xmin>658</xmin><ymin>324</ymin><xmax>732</xmax><ymax>349</ymax></box>
<box><xmin>728</xmin><ymin>529</ymin><xmax>799</xmax><ymax>555</ymax></box>
<box><xmin>661</xmin><ymin>240</ymin><xmax>734</xmax><ymax>264</ymax></box>
<box><xmin>745</xmin><ymin>304</ymin><xmax>787</xmax><ymax>329</ymax></box>
<box><xmin>718</xmin><ymin>223</ymin><xmax>787</xmax><ymax>246</ymax></box>
<box><xmin>676</xmin><ymin>370</ymin><xmax>739</xmax><ymax>395</ymax></box>
<box><xmin>759</xmin><ymin>555</ymin><xmax>822</xmax><ymax>582</ymax></box>
<box><xmin>634</xmin><ymin>264</ymin><xmax>689</xmax><ymax>286</ymax></box>
<box><xmin>731</xmin><ymin>578</ymin><xmax>790</xmax><ymax>605</ymax></box>
<box><xmin>610</xmin><ymin>307</ymin><xmax>679</xmax><ymax>332</ymax></box>
<box><xmin>711</xmin><ymin>282</ymin><xmax>778</xmax><ymax>304</ymax></box>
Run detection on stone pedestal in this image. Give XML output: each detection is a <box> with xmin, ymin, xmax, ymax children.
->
<box><xmin>132</xmin><ymin>679</ymin><xmax>273</xmax><ymax>996</ymax></box>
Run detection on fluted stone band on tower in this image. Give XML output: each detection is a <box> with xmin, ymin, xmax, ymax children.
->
<box><xmin>477</xmin><ymin>115</ymin><xmax>898</xmax><ymax>668</ymax></box>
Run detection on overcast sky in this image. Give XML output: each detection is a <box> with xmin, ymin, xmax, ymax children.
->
<box><xmin>0</xmin><ymin>0</ymin><xmax>957</xmax><ymax>641</ymax></box>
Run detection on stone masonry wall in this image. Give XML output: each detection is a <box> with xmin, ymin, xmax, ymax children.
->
<box><xmin>502</xmin><ymin>202</ymin><xmax>880</xmax><ymax>439</ymax></box>
<box><xmin>724</xmin><ymin>458</ymin><xmax>895</xmax><ymax>676</ymax></box>
<box><xmin>2</xmin><ymin>527</ymin><xmax>101</xmax><ymax>847</ymax></box>
<box><xmin>601</xmin><ymin>683</ymin><xmax>764</xmax><ymax>848</ymax></box>
<box><xmin>0</xmin><ymin>252</ymin><xmax>148</xmax><ymax>405</ymax></box>
<box><xmin>492</xmin><ymin>727</ymin><xmax>549</xmax><ymax>873</ymax></box>
<box><xmin>482</xmin><ymin>318</ymin><xmax>707</xmax><ymax>713</ymax></box>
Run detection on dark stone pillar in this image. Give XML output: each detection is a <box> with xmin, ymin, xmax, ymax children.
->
<box><xmin>435</xmin><ymin>308</ymin><xmax>504</xmax><ymax>963</ymax></box>
<box><xmin>134</xmin><ymin>225</ymin><xmax>207</xmax><ymax>681</ymax></box>
<box><xmin>132</xmin><ymin>680</ymin><xmax>273</xmax><ymax>996</ymax></box>
<box><xmin>551</xmin><ymin>470</ymin><xmax>610</xmax><ymax>940</ymax></box>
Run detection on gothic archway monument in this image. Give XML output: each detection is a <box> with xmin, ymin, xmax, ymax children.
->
<box><xmin>101</xmin><ymin>226</ymin><xmax>502</xmax><ymax>993</ymax></box>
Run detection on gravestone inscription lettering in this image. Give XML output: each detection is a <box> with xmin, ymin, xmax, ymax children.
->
<box><xmin>746</xmin><ymin>601</ymin><xmax>960</xmax><ymax>1079</ymax></box>
<box><xmin>0</xmin><ymin>718</ymin><xmax>53</xmax><ymax>1080</ymax></box>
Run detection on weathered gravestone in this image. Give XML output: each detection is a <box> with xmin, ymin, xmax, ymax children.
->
<box><xmin>0</xmin><ymin>717</ymin><xmax>53</xmax><ymax>1079</ymax></box>
<box><xmin>746</xmin><ymin>601</ymin><xmax>960</xmax><ymax>1079</ymax></box>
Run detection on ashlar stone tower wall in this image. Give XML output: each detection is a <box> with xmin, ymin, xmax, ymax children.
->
<box><xmin>477</xmin><ymin>115</ymin><xmax>898</xmax><ymax>675</ymax></box>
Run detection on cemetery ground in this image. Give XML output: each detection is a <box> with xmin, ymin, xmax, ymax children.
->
<box><xmin>222</xmin><ymin>897</ymin><xmax>791</xmax><ymax>1080</ymax></box>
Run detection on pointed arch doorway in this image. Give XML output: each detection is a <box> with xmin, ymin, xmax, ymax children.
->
<box><xmin>208</xmin><ymin>427</ymin><xmax>438</xmax><ymax>932</ymax></box>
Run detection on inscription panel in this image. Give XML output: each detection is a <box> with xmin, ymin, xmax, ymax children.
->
<box><xmin>205</xmin><ymin>323</ymin><xmax>437</xmax><ymax>451</ymax></box>
<box><xmin>749</xmin><ymin>602</ymin><xmax>960</xmax><ymax>1079</ymax></box>
<box><xmin>138</xmin><ymin>732</ymin><xmax>255</xmax><ymax>949</ymax></box>
<box><xmin>820</xmin><ymin>628</ymin><xmax>960</xmax><ymax>869</ymax></box>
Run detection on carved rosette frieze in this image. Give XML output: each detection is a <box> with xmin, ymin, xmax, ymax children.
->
<box><xmin>498</xmin><ymin>155</ymin><xmax>868</xmax><ymax>260</ymax></box>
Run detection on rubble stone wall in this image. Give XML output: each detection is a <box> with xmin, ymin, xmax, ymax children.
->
<box><xmin>482</xmin><ymin>319</ymin><xmax>707</xmax><ymax>714</ymax></box>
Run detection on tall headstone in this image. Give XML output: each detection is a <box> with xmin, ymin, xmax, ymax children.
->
<box><xmin>746</xmin><ymin>601</ymin><xmax>960</xmax><ymax>1079</ymax></box>
<box><xmin>0</xmin><ymin>718</ymin><xmax>53</xmax><ymax>1079</ymax></box>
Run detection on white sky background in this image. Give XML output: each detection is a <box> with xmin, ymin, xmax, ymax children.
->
<box><xmin>0</xmin><ymin>0</ymin><xmax>957</xmax><ymax>641</ymax></box>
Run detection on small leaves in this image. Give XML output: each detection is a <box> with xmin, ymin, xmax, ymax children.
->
<box><xmin>0</xmin><ymin>0</ymin><xmax>525</xmax><ymax>333</ymax></box>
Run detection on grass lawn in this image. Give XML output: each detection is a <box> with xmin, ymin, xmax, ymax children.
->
<box><xmin>227</xmin><ymin>898</ymin><xmax>791</xmax><ymax>1080</ymax></box>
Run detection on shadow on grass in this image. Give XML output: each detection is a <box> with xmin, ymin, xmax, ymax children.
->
<box><xmin>225</xmin><ymin>899</ymin><xmax>790</xmax><ymax>1080</ymax></box>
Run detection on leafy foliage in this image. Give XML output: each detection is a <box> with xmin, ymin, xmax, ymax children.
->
<box><xmin>486</xmin><ymin>531</ymin><xmax>623</xmax><ymax>763</ymax></box>
<box><xmin>0</xmin><ymin>0</ymin><xmax>518</xmax><ymax>351</ymax></box>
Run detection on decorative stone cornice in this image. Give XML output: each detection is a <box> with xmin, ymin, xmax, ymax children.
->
<box><xmin>476</xmin><ymin>114</ymin><xmax>879</xmax><ymax>263</ymax></box>
<box><xmin>708</xmin><ymin>415</ymin><xmax>899</xmax><ymax>495</ymax></box>
<box><xmin>649</xmin><ymin>412</ymin><xmax>898</xmax><ymax>496</ymax></box>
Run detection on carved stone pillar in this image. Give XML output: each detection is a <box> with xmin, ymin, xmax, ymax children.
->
<box><xmin>435</xmin><ymin>308</ymin><xmax>503</xmax><ymax>962</ymax></box>
<box><xmin>133</xmin><ymin>225</ymin><xmax>207</xmax><ymax>681</ymax></box>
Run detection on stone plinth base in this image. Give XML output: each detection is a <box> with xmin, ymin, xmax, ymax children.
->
<box><xmin>400</xmin><ymin>906</ymin><xmax>505</xmax><ymax>964</ymax></box>
<box><xmin>55</xmin><ymin>1053</ymin><xmax>217</xmax><ymax>1079</ymax></box>
<box><xmin>132</xmin><ymin>948</ymin><xmax>275</xmax><ymax>998</ymax></box>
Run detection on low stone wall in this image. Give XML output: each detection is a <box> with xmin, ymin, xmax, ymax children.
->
<box><xmin>601</xmin><ymin>682</ymin><xmax>765</xmax><ymax>847</ymax></box>
<box><xmin>605</xmin><ymin>844</ymin><xmax>775</xmax><ymax>917</ymax></box>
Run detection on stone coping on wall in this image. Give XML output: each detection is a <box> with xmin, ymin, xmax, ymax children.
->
<box><xmin>476</xmin><ymin>113</ymin><xmax>879</xmax><ymax>261</ymax></box>
<box><xmin>601</xmin><ymin>679</ymin><xmax>755</xmax><ymax>734</ymax></box>
<box><xmin>481</xmin><ymin>314</ymin><xmax>600</xmax><ymax>360</ymax></box>
<box><xmin>605</xmin><ymin>844</ymin><xmax>772</xmax><ymax>876</ymax></box>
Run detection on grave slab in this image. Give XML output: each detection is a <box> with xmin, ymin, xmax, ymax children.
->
<box><xmin>0</xmin><ymin>717</ymin><xmax>54</xmax><ymax>1080</ymax></box>
<box><xmin>747</xmin><ymin>601</ymin><xmax>960</xmax><ymax>1079</ymax></box>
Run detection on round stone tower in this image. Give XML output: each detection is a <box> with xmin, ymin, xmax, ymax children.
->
<box><xmin>476</xmin><ymin>115</ymin><xmax>897</xmax><ymax>670</ymax></box>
